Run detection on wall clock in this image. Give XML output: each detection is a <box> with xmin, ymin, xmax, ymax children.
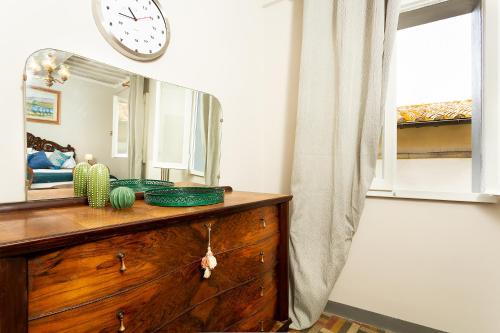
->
<box><xmin>92</xmin><ymin>0</ymin><xmax>170</xmax><ymax>61</ymax></box>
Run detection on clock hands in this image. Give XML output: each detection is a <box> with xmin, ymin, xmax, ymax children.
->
<box><xmin>128</xmin><ymin>7</ymin><xmax>137</xmax><ymax>21</ymax></box>
<box><xmin>118</xmin><ymin>8</ymin><xmax>152</xmax><ymax>22</ymax></box>
<box><xmin>118</xmin><ymin>12</ymin><xmax>135</xmax><ymax>20</ymax></box>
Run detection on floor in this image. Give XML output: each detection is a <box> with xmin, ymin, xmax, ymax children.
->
<box><xmin>290</xmin><ymin>313</ymin><xmax>391</xmax><ymax>333</ymax></box>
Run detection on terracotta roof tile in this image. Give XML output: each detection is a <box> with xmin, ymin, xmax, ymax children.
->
<box><xmin>397</xmin><ymin>99</ymin><xmax>472</xmax><ymax>124</ymax></box>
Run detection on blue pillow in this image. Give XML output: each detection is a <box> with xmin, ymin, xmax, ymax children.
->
<box><xmin>48</xmin><ymin>150</ymin><xmax>70</xmax><ymax>169</ymax></box>
<box><xmin>28</xmin><ymin>150</ymin><xmax>54</xmax><ymax>169</ymax></box>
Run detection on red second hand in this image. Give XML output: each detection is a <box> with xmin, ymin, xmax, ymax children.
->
<box><xmin>136</xmin><ymin>16</ymin><xmax>153</xmax><ymax>20</ymax></box>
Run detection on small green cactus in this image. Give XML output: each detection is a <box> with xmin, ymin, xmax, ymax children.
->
<box><xmin>73</xmin><ymin>162</ymin><xmax>91</xmax><ymax>197</ymax></box>
<box><xmin>110</xmin><ymin>187</ymin><xmax>136</xmax><ymax>209</ymax></box>
<box><xmin>87</xmin><ymin>164</ymin><xmax>110</xmax><ymax>208</ymax></box>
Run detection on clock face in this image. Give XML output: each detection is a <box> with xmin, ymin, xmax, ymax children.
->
<box><xmin>92</xmin><ymin>0</ymin><xmax>169</xmax><ymax>61</ymax></box>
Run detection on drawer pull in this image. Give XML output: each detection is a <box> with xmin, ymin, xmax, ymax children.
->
<box><xmin>117</xmin><ymin>310</ymin><xmax>126</xmax><ymax>332</ymax></box>
<box><xmin>260</xmin><ymin>285</ymin><xmax>264</xmax><ymax>297</ymax></box>
<box><xmin>259</xmin><ymin>320</ymin><xmax>264</xmax><ymax>332</ymax></box>
<box><xmin>260</xmin><ymin>218</ymin><xmax>266</xmax><ymax>228</ymax></box>
<box><xmin>117</xmin><ymin>252</ymin><xmax>126</xmax><ymax>273</ymax></box>
<box><xmin>260</xmin><ymin>251</ymin><xmax>264</xmax><ymax>263</ymax></box>
<box><xmin>201</xmin><ymin>223</ymin><xmax>217</xmax><ymax>279</ymax></box>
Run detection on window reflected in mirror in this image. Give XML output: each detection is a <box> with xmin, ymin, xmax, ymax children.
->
<box><xmin>112</xmin><ymin>95</ymin><xmax>129</xmax><ymax>158</ymax></box>
<box><xmin>24</xmin><ymin>49</ymin><xmax>222</xmax><ymax>202</ymax></box>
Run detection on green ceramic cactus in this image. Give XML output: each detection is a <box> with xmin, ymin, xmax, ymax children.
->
<box><xmin>73</xmin><ymin>162</ymin><xmax>91</xmax><ymax>197</ymax></box>
<box><xmin>87</xmin><ymin>164</ymin><xmax>110</xmax><ymax>208</ymax></box>
<box><xmin>110</xmin><ymin>187</ymin><xmax>136</xmax><ymax>209</ymax></box>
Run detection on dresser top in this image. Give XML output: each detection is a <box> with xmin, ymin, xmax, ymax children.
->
<box><xmin>0</xmin><ymin>191</ymin><xmax>291</xmax><ymax>258</ymax></box>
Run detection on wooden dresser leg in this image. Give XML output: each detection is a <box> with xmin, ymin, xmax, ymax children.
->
<box><xmin>277</xmin><ymin>202</ymin><xmax>290</xmax><ymax>322</ymax></box>
<box><xmin>0</xmin><ymin>257</ymin><xmax>27</xmax><ymax>333</ymax></box>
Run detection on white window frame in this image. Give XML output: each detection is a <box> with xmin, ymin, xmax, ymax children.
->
<box><xmin>188</xmin><ymin>91</ymin><xmax>205</xmax><ymax>177</ymax></box>
<box><xmin>152</xmin><ymin>81</ymin><xmax>192</xmax><ymax>170</ymax></box>
<box><xmin>368</xmin><ymin>0</ymin><xmax>498</xmax><ymax>203</ymax></box>
<box><xmin>111</xmin><ymin>95</ymin><xmax>129</xmax><ymax>158</ymax></box>
<box><xmin>481</xmin><ymin>0</ymin><xmax>500</xmax><ymax>195</ymax></box>
<box><xmin>370</xmin><ymin>58</ymin><xmax>397</xmax><ymax>192</ymax></box>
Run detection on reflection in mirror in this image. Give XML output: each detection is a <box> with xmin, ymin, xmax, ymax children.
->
<box><xmin>24</xmin><ymin>49</ymin><xmax>222</xmax><ymax>201</ymax></box>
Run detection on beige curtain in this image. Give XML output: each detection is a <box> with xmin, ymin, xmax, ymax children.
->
<box><xmin>203</xmin><ymin>94</ymin><xmax>222</xmax><ymax>186</ymax></box>
<box><xmin>128</xmin><ymin>75</ymin><xmax>146</xmax><ymax>178</ymax></box>
<box><xmin>289</xmin><ymin>0</ymin><xmax>400</xmax><ymax>329</ymax></box>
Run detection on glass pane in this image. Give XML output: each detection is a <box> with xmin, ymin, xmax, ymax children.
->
<box><xmin>155</xmin><ymin>84</ymin><xmax>191</xmax><ymax>166</ymax></box>
<box><xmin>395</xmin><ymin>14</ymin><xmax>472</xmax><ymax>192</ymax></box>
<box><xmin>117</xmin><ymin>100</ymin><xmax>129</xmax><ymax>155</ymax></box>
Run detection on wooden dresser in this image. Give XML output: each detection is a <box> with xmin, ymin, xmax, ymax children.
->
<box><xmin>0</xmin><ymin>191</ymin><xmax>292</xmax><ymax>333</ymax></box>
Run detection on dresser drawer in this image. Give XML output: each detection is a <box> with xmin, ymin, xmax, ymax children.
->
<box><xmin>28</xmin><ymin>235</ymin><xmax>279</xmax><ymax>333</ymax></box>
<box><xmin>28</xmin><ymin>205</ymin><xmax>279</xmax><ymax>318</ymax></box>
<box><xmin>156</xmin><ymin>271</ymin><xmax>278</xmax><ymax>333</ymax></box>
<box><xmin>224</xmin><ymin>297</ymin><xmax>278</xmax><ymax>332</ymax></box>
<box><xmin>210</xmin><ymin>205</ymin><xmax>278</xmax><ymax>249</ymax></box>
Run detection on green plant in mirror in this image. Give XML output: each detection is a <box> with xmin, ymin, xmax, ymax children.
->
<box><xmin>110</xmin><ymin>187</ymin><xmax>135</xmax><ymax>209</ymax></box>
<box><xmin>87</xmin><ymin>163</ymin><xmax>110</xmax><ymax>208</ymax></box>
<box><xmin>73</xmin><ymin>162</ymin><xmax>91</xmax><ymax>197</ymax></box>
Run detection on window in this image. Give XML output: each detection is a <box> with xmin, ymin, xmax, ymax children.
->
<box><xmin>370</xmin><ymin>0</ymin><xmax>497</xmax><ymax>202</ymax></box>
<box><xmin>397</xmin><ymin>14</ymin><xmax>472</xmax><ymax>193</ymax></box>
<box><xmin>112</xmin><ymin>95</ymin><xmax>129</xmax><ymax>158</ymax></box>
<box><xmin>152</xmin><ymin>83</ymin><xmax>211</xmax><ymax>176</ymax></box>
<box><xmin>152</xmin><ymin>81</ymin><xmax>193</xmax><ymax>169</ymax></box>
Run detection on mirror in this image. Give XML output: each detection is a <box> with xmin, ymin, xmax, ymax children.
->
<box><xmin>24</xmin><ymin>49</ymin><xmax>222</xmax><ymax>201</ymax></box>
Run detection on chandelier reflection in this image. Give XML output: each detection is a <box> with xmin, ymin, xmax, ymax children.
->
<box><xmin>28</xmin><ymin>53</ymin><xmax>70</xmax><ymax>87</ymax></box>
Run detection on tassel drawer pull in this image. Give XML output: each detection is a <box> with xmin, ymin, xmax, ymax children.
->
<box><xmin>117</xmin><ymin>252</ymin><xmax>126</xmax><ymax>273</ymax></box>
<box><xmin>259</xmin><ymin>320</ymin><xmax>264</xmax><ymax>332</ymax></box>
<box><xmin>260</xmin><ymin>251</ymin><xmax>264</xmax><ymax>263</ymax></box>
<box><xmin>201</xmin><ymin>223</ymin><xmax>217</xmax><ymax>278</ymax></box>
<box><xmin>117</xmin><ymin>310</ymin><xmax>126</xmax><ymax>332</ymax></box>
<box><xmin>260</xmin><ymin>285</ymin><xmax>264</xmax><ymax>297</ymax></box>
<box><xmin>260</xmin><ymin>218</ymin><xmax>266</xmax><ymax>228</ymax></box>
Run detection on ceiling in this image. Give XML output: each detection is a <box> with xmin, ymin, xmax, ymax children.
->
<box><xmin>62</xmin><ymin>55</ymin><xmax>130</xmax><ymax>88</ymax></box>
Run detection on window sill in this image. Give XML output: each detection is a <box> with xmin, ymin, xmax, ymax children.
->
<box><xmin>366</xmin><ymin>190</ymin><xmax>497</xmax><ymax>203</ymax></box>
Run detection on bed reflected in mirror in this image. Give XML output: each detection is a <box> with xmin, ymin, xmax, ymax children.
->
<box><xmin>24</xmin><ymin>49</ymin><xmax>222</xmax><ymax>201</ymax></box>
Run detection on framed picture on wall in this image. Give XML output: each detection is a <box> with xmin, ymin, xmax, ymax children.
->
<box><xmin>25</xmin><ymin>86</ymin><xmax>61</xmax><ymax>124</ymax></box>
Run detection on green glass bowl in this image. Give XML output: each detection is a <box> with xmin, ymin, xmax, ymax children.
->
<box><xmin>144</xmin><ymin>187</ymin><xmax>225</xmax><ymax>207</ymax></box>
<box><xmin>110</xmin><ymin>179</ymin><xmax>174</xmax><ymax>193</ymax></box>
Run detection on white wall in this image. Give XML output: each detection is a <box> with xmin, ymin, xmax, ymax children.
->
<box><xmin>331</xmin><ymin>197</ymin><xmax>500</xmax><ymax>333</ymax></box>
<box><xmin>0</xmin><ymin>0</ymin><xmax>302</xmax><ymax>203</ymax></box>
<box><xmin>26</xmin><ymin>76</ymin><xmax>129</xmax><ymax>178</ymax></box>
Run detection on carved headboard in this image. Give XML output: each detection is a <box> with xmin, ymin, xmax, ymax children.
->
<box><xmin>26</xmin><ymin>132</ymin><xmax>76</xmax><ymax>159</ymax></box>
